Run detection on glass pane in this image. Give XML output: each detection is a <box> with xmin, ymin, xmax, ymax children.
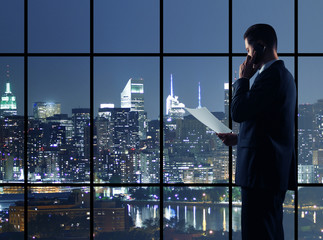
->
<box><xmin>233</xmin><ymin>0</ymin><xmax>294</xmax><ymax>53</ymax></box>
<box><xmin>298</xmin><ymin>58</ymin><xmax>323</xmax><ymax>183</ymax></box>
<box><xmin>0</xmin><ymin>58</ymin><xmax>24</xmax><ymax>182</ymax></box>
<box><xmin>299</xmin><ymin>0</ymin><xmax>323</xmax><ymax>53</ymax></box>
<box><xmin>28</xmin><ymin>0</ymin><xmax>90</xmax><ymax>53</ymax></box>
<box><xmin>164</xmin><ymin>187</ymin><xmax>229</xmax><ymax>239</ymax></box>
<box><xmin>95</xmin><ymin>0</ymin><xmax>159</xmax><ymax>53</ymax></box>
<box><xmin>0</xmin><ymin>186</ymin><xmax>24</xmax><ymax>238</ymax></box>
<box><xmin>163</xmin><ymin>57</ymin><xmax>228</xmax><ymax>183</ymax></box>
<box><xmin>298</xmin><ymin>187</ymin><xmax>323</xmax><ymax>239</ymax></box>
<box><xmin>28</xmin><ymin>57</ymin><xmax>90</xmax><ymax>183</ymax></box>
<box><xmin>94</xmin><ymin>187</ymin><xmax>160</xmax><ymax>239</ymax></box>
<box><xmin>164</xmin><ymin>0</ymin><xmax>228</xmax><ymax>53</ymax></box>
<box><xmin>232</xmin><ymin>57</ymin><xmax>294</xmax><ymax>183</ymax></box>
<box><xmin>232</xmin><ymin>188</ymin><xmax>295</xmax><ymax>240</ymax></box>
<box><xmin>94</xmin><ymin>57</ymin><xmax>160</xmax><ymax>183</ymax></box>
<box><xmin>0</xmin><ymin>0</ymin><xmax>24</xmax><ymax>53</ymax></box>
<box><xmin>28</xmin><ymin>186</ymin><xmax>90</xmax><ymax>239</ymax></box>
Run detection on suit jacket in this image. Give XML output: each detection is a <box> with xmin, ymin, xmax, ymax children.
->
<box><xmin>232</xmin><ymin>60</ymin><xmax>297</xmax><ymax>191</ymax></box>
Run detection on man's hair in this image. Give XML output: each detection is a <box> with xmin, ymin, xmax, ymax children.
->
<box><xmin>244</xmin><ymin>24</ymin><xmax>277</xmax><ymax>50</ymax></box>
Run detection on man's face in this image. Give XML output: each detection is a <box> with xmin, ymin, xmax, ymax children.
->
<box><xmin>244</xmin><ymin>38</ymin><xmax>254</xmax><ymax>58</ymax></box>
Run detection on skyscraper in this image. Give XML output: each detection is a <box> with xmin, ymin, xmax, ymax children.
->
<box><xmin>72</xmin><ymin>108</ymin><xmax>90</xmax><ymax>158</ymax></box>
<box><xmin>121</xmin><ymin>78</ymin><xmax>146</xmax><ymax>139</ymax></box>
<box><xmin>33</xmin><ymin>102</ymin><xmax>61</xmax><ymax>120</ymax></box>
<box><xmin>121</xmin><ymin>78</ymin><xmax>144</xmax><ymax>112</ymax></box>
<box><xmin>165</xmin><ymin>74</ymin><xmax>185</xmax><ymax>121</ymax></box>
<box><xmin>0</xmin><ymin>65</ymin><xmax>17</xmax><ymax>117</ymax></box>
<box><xmin>298</xmin><ymin>103</ymin><xmax>315</xmax><ymax>183</ymax></box>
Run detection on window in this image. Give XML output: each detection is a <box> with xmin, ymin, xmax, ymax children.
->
<box><xmin>0</xmin><ymin>0</ymin><xmax>322</xmax><ymax>239</ymax></box>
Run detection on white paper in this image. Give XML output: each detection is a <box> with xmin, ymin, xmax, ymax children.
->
<box><xmin>185</xmin><ymin>107</ymin><xmax>232</xmax><ymax>133</ymax></box>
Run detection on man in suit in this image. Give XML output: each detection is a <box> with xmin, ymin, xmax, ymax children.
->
<box><xmin>217</xmin><ymin>24</ymin><xmax>296</xmax><ymax>240</ymax></box>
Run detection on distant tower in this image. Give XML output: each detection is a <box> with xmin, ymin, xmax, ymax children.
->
<box><xmin>121</xmin><ymin>78</ymin><xmax>146</xmax><ymax>139</ymax></box>
<box><xmin>72</xmin><ymin>108</ymin><xmax>90</xmax><ymax>159</ymax></box>
<box><xmin>121</xmin><ymin>78</ymin><xmax>144</xmax><ymax>112</ymax></box>
<box><xmin>165</xmin><ymin>74</ymin><xmax>185</xmax><ymax>120</ymax></box>
<box><xmin>0</xmin><ymin>65</ymin><xmax>17</xmax><ymax>117</ymax></box>
<box><xmin>198</xmin><ymin>82</ymin><xmax>202</xmax><ymax>109</ymax></box>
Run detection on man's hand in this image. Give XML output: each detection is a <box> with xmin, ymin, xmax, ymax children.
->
<box><xmin>239</xmin><ymin>53</ymin><xmax>261</xmax><ymax>79</ymax></box>
<box><xmin>216</xmin><ymin>133</ymin><xmax>238</xmax><ymax>146</ymax></box>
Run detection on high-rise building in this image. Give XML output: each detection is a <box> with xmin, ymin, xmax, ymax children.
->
<box><xmin>95</xmin><ymin>106</ymin><xmax>140</xmax><ymax>183</ymax></box>
<box><xmin>121</xmin><ymin>78</ymin><xmax>146</xmax><ymax>139</ymax></box>
<box><xmin>72</xmin><ymin>108</ymin><xmax>90</xmax><ymax>158</ymax></box>
<box><xmin>298</xmin><ymin>103</ymin><xmax>316</xmax><ymax>183</ymax></box>
<box><xmin>165</xmin><ymin>74</ymin><xmax>185</xmax><ymax>121</ymax></box>
<box><xmin>0</xmin><ymin>116</ymin><xmax>24</xmax><ymax>181</ymax></box>
<box><xmin>33</xmin><ymin>102</ymin><xmax>61</xmax><ymax>120</ymax></box>
<box><xmin>121</xmin><ymin>78</ymin><xmax>144</xmax><ymax>112</ymax></box>
<box><xmin>0</xmin><ymin>65</ymin><xmax>17</xmax><ymax>117</ymax></box>
<box><xmin>46</xmin><ymin>114</ymin><xmax>74</xmax><ymax>143</ymax></box>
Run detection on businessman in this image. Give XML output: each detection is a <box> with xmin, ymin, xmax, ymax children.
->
<box><xmin>217</xmin><ymin>24</ymin><xmax>296</xmax><ymax>240</ymax></box>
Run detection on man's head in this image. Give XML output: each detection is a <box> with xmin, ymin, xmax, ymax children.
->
<box><xmin>244</xmin><ymin>24</ymin><xmax>278</xmax><ymax>65</ymax></box>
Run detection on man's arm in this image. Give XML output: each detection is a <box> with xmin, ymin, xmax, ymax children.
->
<box><xmin>231</xmin><ymin>70</ymin><xmax>279</xmax><ymax>123</ymax></box>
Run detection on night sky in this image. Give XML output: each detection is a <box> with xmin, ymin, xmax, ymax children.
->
<box><xmin>0</xmin><ymin>0</ymin><xmax>322</xmax><ymax>119</ymax></box>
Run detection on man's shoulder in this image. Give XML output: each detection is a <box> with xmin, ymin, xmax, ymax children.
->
<box><xmin>259</xmin><ymin>60</ymin><xmax>292</xmax><ymax>81</ymax></box>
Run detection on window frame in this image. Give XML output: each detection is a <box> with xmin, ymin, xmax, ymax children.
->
<box><xmin>0</xmin><ymin>0</ymin><xmax>322</xmax><ymax>239</ymax></box>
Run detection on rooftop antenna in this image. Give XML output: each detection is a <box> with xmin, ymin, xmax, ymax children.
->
<box><xmin>170</xmin><ymin>73</ymin><xmax>174</xmax><ymax>98</ymax></box>
<box><xmin>5</xmin><ymin>65</ymin><xmax>11</xmax><ymax>94</ymax></box>
<box><xmin>198</xmin><ymin>82</ymin><xmax>202</xmax><ymax>108</ymax></box>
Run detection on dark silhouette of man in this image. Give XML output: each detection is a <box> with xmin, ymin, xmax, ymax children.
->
<box><xmin>217</xmin><ymin>24</ymin><xmax>296</xmax><ymax>240</ymax></box>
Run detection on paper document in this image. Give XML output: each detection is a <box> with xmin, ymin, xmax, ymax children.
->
<box><xmin>185</xmin><ymin>107</ymin><xmax>232</xmax><ymax>133</ymax></box>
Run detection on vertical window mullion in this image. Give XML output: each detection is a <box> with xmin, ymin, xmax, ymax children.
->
<box><xmin>229</xmin><ymin>0</ymin><xmax>233</xmax><ymax>239</ymax></box>
<box><xmin>294</xmin><ymin>0</ymin><xmax>298</xmax><ymax>239</ymax></box>
<box><xmin>160</xmin><ymin>0</ymin><xmax>164</xmax><ymax>239</ymax></box>
<box><xmin>24</xmin><ymin>0</ymin><xmax>28</xmax><ymax>239</ymax></box>
<box><xmin>90</xmin><ymin>0</ymin><xmax>94</xmax><ymax>240</ymax></box>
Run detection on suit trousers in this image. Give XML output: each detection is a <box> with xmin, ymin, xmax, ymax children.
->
<box><xmin>241</xmin><ymin>187</ymin><xmax>287</xmax><ymax>240</ymax></box>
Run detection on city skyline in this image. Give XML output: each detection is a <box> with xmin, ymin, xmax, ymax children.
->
<box><xmin>1</xmin><ymin>0</ymin><xmax>323</xmax><ymax>239</ymax></box>
<box><xmin>2</xmin><ymin>57</ymin><xmax>323</xmax><ymax>119</ymax></box>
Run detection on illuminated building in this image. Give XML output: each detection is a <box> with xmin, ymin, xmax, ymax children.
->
<box><xmin>112</xmin><ymin>108</ymin><xmax>139</xmax><ymax>150</ymax></box>
<box><xmin>27</xmin><ymin>119</ymin><xmax>44</xmax><ymax>180</ymax></box>
<box><xmin>121</xmin><ymin>78</ymin><xmax>144</xmax><ymax>112</ymax></box>
<box><xmin>165</xmin><ymin>74</ymin><xmax>185</xmax><ymax>122</ymax></box>
<box><xmin>121</xmin><ymin>78</ymin><xmax>146</xmax><ymax>140</ymax></box>
<box><xmin>9</xmin><ymin>190</ymin><xmax>128</xmax><ymax>235</ymax></box>
<box><xmin>0</xmin><ymin>116</ymin><xmax>24</xmax><ymax>181</ymax></box>
<box><xmin>298</xmin><ymin>104</ymin><xmax>316</xmax><ymax>182</ymax></box>
<box><xmin>0</xmin><ymin>186</ymin><xmax>24</xmax><ymax>194</ymax></box>
<box><xmin>33</xmin><ymin>102</ymin><xmax>61</xmax><ymax>120</ymax></box>
<box><xmin>94</xmin><ymin>107</ymin><xmax>139</xmax><ymax>183</ymax></box>
<box><xmin>98</xmin><ymin>103</ymin><xmax>114</xmax><ymax>119</ymax></box>
<box><xmin>72</xmin><ymin>108</ymin><xmax>90</xmax><ymax>157</ymax></box>
<box><xmin>298</xmin><ymin>164</ymin><xmax>315</xmax><ymax>183</ymax></box>
<box><xmin>46</xmin><ymin>114</ymin><xmax>74</xmax><ymax>143</ymax></box>
<box><xmin>0</xmin><ymin>65</ymin><xmax>17</xmax><ymax>117</ymax></box>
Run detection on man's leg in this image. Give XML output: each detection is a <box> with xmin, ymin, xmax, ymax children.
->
<box><xmin>241</xmin><ymin>187</ymin><xmax>286</xmax><ymax>240</ymax></box>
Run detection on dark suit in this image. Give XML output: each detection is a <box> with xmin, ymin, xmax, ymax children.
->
<box><xmin>231</xmin><ymin>60</ymin><xmax>296</xmax><ymax>240</ymax></box>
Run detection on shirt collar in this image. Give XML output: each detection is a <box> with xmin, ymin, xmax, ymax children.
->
<box><xmin>259</xmin><ymin>59</ymin><xmax>279</xmax><ymax>74</ymax></box>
